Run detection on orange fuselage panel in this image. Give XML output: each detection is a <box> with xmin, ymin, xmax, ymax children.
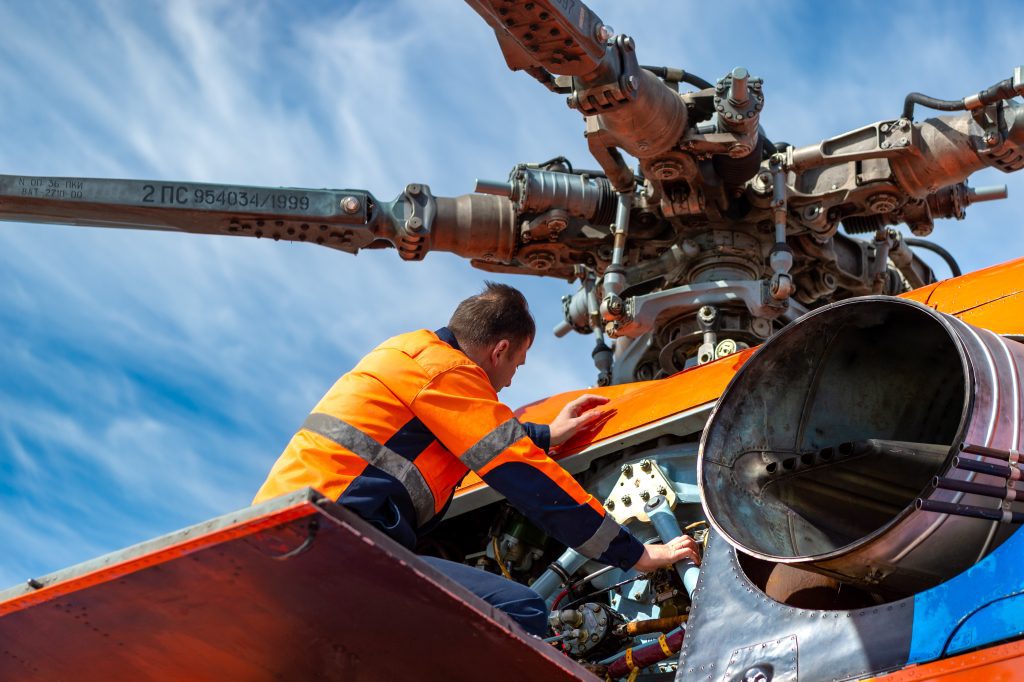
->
<box><xmin>455</xmin><ymin>256</ymin><xmax>1024</xmax><ymax>498</ymax></box>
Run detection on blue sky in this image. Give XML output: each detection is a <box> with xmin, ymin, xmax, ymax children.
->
<box><xmin>0</xmin><ymin>0</ymin><xmax>1022</xmax><ymax>589</ymax></box>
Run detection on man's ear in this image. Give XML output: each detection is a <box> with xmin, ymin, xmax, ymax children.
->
<box><xmin>489</xmin><ymin>339</ymin><xmax>511</xmax><ymax>365</ymax></box>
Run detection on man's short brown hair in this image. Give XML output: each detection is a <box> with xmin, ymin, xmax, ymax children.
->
<box><xmin>448</xmin><ymin>282</ymin><xmax>535</xmax><ymax>349</ymax></box>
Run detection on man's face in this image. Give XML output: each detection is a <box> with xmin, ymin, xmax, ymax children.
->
<box><xmin>487</xmin><ymin>336</ymin><xmax>531</xmax><ymax>392</ymax></box>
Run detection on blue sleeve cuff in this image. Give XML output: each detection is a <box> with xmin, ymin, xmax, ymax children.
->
<box><xmin>521</xmin><ymin>422</ymin><xmax>551</xmax><ymax>453</ymax></box>
<box><xmin>600</xmin><ymin>527</ymin><xmax>646</xmax><ymax>571</ymax></box>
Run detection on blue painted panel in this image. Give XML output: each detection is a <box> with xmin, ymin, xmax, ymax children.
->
<box><xmin>947</xmin><ymin>592</ymin><xmax>1024</xmax><ymax>654</ymax></box>
<box><xmin>909</xmin><ymin>526</ymin><xmax>1024</xmax><ymax>662</ymax></box>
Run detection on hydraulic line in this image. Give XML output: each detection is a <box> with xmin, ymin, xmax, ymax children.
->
<box><xmin>624</xmin><ymin>614</ymin><xmax>688</xmax><ymax>636</ymax></box>
<box><xmin>603</xmin><ymin>626</ymin><xmax>685</xmax><ymax>679</ymax></box>
<box><xmin>905</xmin><ymin>237</ymin><xmax>962</xmax><ymax>277</ymax></box>
<box><xmin>903</xmin><ymin>69</ymin><xmax>1024</xmax><ymax>119</ymax></box>
<box><xmin>902</xmin><ymin>92</ymin><xmax>967</xmax><ymax>121</ymax></box>
<box><xmin>551</xmin><ymin>563</ymin><xmax>619</xmax><ymax>610</ymax></box>
<box><xmin>561</xmin><ymin>572</ymin><xmax>653</xmax><ymax>611</ymax></box>
<box><xmin>639</xmin><ymin>65</ymin><xmax>714</xmax><ymax>91</ymax></box>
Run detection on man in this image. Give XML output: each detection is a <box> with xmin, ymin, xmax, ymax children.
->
<box><xmin>254</xmin><ymin>282</ymin><xmax>698</xmax><ymax>636</ymax></box>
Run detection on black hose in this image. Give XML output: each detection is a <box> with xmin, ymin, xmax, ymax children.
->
<box><xmin>905</xmin><ymin>237</ymin><xmax>962</xmax><ymax>277</ymax></box>
<box><xmin>679</xmin><ymin>71</ymin><xmax>715</xmax><ymax>90</ymax></box>
<box><xmin>902</xmin><ymin>92</ymin><xmax>966</xmax><ymax>121</ymax></box>
<box><xmin>639</xmin><ymin>65</ymin><xmax>714</xmax><ymax>91</ymax></box>
<box><xmin>903</xmin><ymin>76</ymin><xmax>1018</xmax><ymax>120</ymax></box>
<box><xmin>561</xmin><ymin>572</ymin><xmax>653</xmax><ymax>611</ymax></box>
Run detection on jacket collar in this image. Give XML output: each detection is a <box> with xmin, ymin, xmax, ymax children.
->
<box><xmin>434</xmin><ymin>326</ymin><xmax>461</xmax><ymax>352</ymax></box>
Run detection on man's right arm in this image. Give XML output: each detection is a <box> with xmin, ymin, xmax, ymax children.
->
<box><xmin>411</xmin><ymin>363</ymin><xmax>647</xmax><ymax>570</ymax></box>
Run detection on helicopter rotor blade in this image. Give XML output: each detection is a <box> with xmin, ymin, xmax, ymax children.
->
<box><xmin>0</xmin><ymin>173</ymin><xmax>520</xmax><ymax>265</ymax></box>
<box><xmin>0</xmin><ymin>173</ymin><xmax>383</xmax><ymax>254</ymax></box>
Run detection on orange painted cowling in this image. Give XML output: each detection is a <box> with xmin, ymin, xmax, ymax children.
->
<box><xmin>462</xmin><ymin>255</ymin><xmax>1024</xmax><ymax>505</ymax></box>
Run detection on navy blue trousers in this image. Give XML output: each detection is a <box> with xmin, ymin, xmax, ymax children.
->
<box><xmin>420</xmin><ymin>556</ymin><xmax>549</xmax><ymax>637</ymax></box>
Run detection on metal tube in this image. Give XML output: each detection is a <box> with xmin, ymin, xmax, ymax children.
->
<box><xmin>916</xmin><ymin>498</ymin><xmax>1024</xmax><ymax>524</ymax></box>
<box><xmin>933</xmin><ymin>476</ymin><xmax>1016</xmax><ymax>501</ymax></box>
<box><xmin>643</xmin><ymin>496</ymin><xmax>699</xmax><ymax>596</ymax></box>
<box><xmin>600</xmin><ymin>190</ymin><xmax>633</xmax><ymax>320</ymax></box>
<box><xmin>961</xmin><ymin>441</ymin><xmax>1021</xmax><ymax>461</ymax></box>
<box><xmin>604</xmin><ymin>190</ymin><xmax>633</xmax><ymax>296</ymax></box>
<box><xmin>473</xmin><ymin>179</ymin><xmax>513</xmax><ymax>197</ymax></box>
<box><xmin>531</xmin><ymin>548</ymin><xmax>589</xmax><ymax>604</ymax></box>
<box><xmin>969</xmin><ymin>185</ymin><xmax>1008</xmax><ymax>203</ymax></box>
<box><xmin>603</xmin><ymin>626</ymin><xmax>685</xmax><ymax>677</ymax></box>
<box><xmin>624</xmin><ymin>614</ymin><xmax>688</xmax><ymax>636</ymax></box>
<box><xmin>728</xmin><ymin>67</ymin><xmax>749</xmax><ymax>106</ymax></box>
<box><xmin>953</xmin><ymin>456</ymin><xmax>1020</xmax><ymax>480</ymax></box>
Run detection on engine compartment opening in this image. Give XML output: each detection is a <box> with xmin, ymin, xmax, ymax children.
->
<box><xmin>701</xmin><ymin>298</ymin><xmax>967</xmax><ymax>563</ymax></box>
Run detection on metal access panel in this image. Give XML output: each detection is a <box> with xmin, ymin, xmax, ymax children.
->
<box><xmin>0</xmin><ymin>489</ymin><xmax>595</xmax><ymax>681</ymax></box>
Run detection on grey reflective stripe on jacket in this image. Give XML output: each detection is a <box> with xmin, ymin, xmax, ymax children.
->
<box><xmin>301</xmin><ymin>412</ymin><xmax>437</xmax><ymax>526</ymax></box>
<box><xmin>574</xmin><ymin>512</ymin><xmax>624</xmax><ymax>560</ymax></box>
<box><xmin>458</xmin><ymin>418</ymin><xmax>528</xmax><ymax>471</ymax></box>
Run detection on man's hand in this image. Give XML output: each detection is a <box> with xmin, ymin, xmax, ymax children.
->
<box><xmin>549</xmin><ymin>394</ymin><xmax>611</xmax><ymax>447</ymax></box>
<box><xmin>633</xmin><ymin>535</ymin><xmax>701</xmax><ymax>572</ymax></box>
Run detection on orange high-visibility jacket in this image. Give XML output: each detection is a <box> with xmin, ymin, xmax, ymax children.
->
<box><xmin>254</xmin><ymin>327</ymin><xmax>644</xmax><ymax>570</ymax></box>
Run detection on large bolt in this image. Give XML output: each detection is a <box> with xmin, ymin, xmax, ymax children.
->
<box><xmin>728</xmin><ymin>67</ymin><xmax>749</xmax><ymax>106</ymax></box>
<box><xmin>640</xmin><ymin>459</ymin><xmax>652</xmax><ymax>472</ymax></box>
<box><xmin>621</xmin><ymin>494</ymin><xmax>632</xmax><ymax>506</ymax></box>
<box><xmin>698</xmin><ymin>305</ymin><xmax>717</xmax><ymax>325</ymax></box>
<box><xmin>340</xmin><ymin>196</ymin><xmax>361</xmax><ymax>214</ymax></box>
<box><xmin>621</xmin><ymin>463</ymin><xmax>633</xmax><ymax>476</ymax></box>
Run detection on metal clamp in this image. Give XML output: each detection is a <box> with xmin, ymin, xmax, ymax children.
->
<box><xmin>568</xmin><ymin>35</ymin><xmax>641</xmax><ymax>115</ymax></box>
<box><xmin>392</xmin><ymin>183</ymin><xmax>436</xmax><ymax>261</ymax></box>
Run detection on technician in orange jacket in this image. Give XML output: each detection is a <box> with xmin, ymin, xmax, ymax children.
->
<box><xmin>254</xmin><ymin>282</ymin><xmax>698</xmax><ymax>636</ymax></box>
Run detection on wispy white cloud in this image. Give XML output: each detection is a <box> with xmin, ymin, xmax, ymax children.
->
<box><xmin>0</xmin><ymin>0</ymin><xmax>1020</xmax><ymax>586</ymax></box>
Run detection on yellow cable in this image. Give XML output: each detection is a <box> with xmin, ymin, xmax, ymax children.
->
<box><xmin>658</xmin><ymin>634</ymin><xmax>673</xmax><ymax>657</ymax></box>
<box><xmin>492</xmin><ymin>537</ymin><xmax>513</xmax><ymax>579</ymax></box>
<box><xmin>624</xmin><ymin>648</ymin><xmax>641</xmax><ymax>681</ymax></box>
<box><xmin>684</xmin><ymin>520</ymin><xmax>707</xmax><ymax>531</ymax></box>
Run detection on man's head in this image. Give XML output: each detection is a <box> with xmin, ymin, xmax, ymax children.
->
<box><xmin>448</xmin><ymin>282</ymin><xmax>535</xmax><ymax>392</ymax></box>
